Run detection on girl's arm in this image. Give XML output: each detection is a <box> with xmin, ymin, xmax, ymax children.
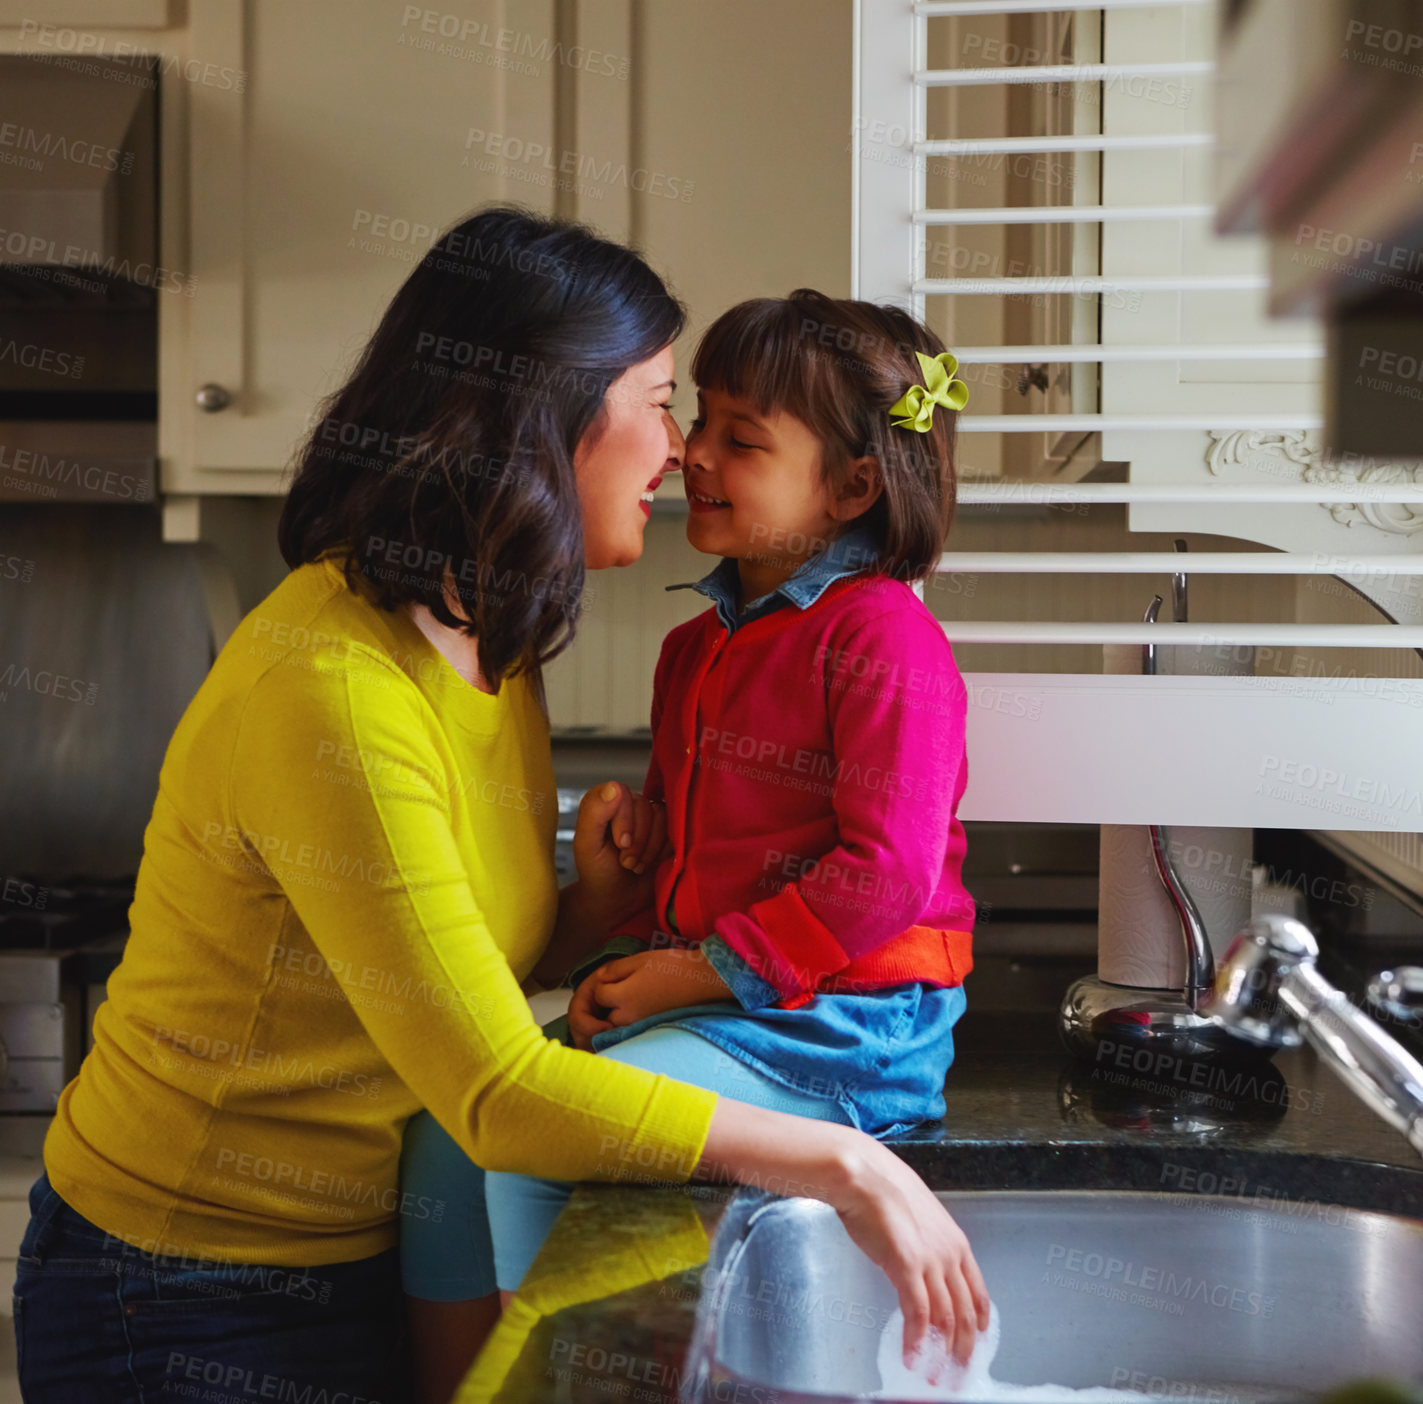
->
<box><xmin>532</xmin><ymin>782</ymin><xmax>666</xmax><ymax>987</ymax></box>
<box><xmin>592</xmin><ymin>606</ymin><xmax>971</xmax><ymax>1024</ymax></box>
<box><xmin>710</xmin><ymin>610</ymin><xmax>970</xmax><ymax>1004</ymax></box>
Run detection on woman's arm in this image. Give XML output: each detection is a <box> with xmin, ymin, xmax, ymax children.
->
<box><xmin>695</xmin><ymin>1098</ymin><xmax>990</xmax><ymax>1367</ymax></box>
<box><xmin>232</xmin><ymin>662</ymin><xmax>986</xmax><ymax>1364</ymax></box>
<box><xmin>229</xmin><ymin>663</ymin><xmax>712</xmax><ymax>1184</ymax></box>
<box><xmin>539</xmin><ymin>633</ymin><xmax>677</xmax><ymax>991</ymax></box>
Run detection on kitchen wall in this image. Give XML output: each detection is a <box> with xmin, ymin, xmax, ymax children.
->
<box><xmin>541</xmin><ymin>0</ymin><xmax>853</xmax><ymax>726</ymax></box>
<box><xmin>539</xmin><ymin>0</ymin><xmax>1306</xmax><ymax>729</ymax></box>
<box><xmin>10</xmin><ymin>1</ymin><xmax>1410</xmax><ymax>879</ymax></box>
<box><xmin>148</xmin><ymin>0</ymin><xmax>855</xmax><ymax>719</ymax></box>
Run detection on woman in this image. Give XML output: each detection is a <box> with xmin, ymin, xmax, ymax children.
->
<box><xmin>12</xmin><ymin>207</ymin><xmax>988</xmax><ymax>1403</ymax></box>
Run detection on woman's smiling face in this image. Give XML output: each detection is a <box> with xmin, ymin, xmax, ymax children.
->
<box><xmin>574</xmin><ymin>346</ymin><xmax>684</xmax><ymax>569</ymax></box>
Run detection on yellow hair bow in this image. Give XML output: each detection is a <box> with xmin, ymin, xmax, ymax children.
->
<box><xmin>888</xmin><ymin>350</ymin><xmax>969</xmax><ymax>432</ymax></box>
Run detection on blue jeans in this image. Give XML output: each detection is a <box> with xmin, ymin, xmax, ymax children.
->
<box><xmin>12</xmin><ymin>1171</ymin><xmax>412</xmax><ymax>1403</ymax></box>
<box><xmin>400</xmin><ymin>1025</ymin><xmax>854</xmax><ymax>1298</ymax></box>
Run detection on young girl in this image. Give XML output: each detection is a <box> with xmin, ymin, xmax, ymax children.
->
<box><xmin>400</xmin><ymin>289</ymin><xmax>982</xmax><ymax>1399</ymax></box>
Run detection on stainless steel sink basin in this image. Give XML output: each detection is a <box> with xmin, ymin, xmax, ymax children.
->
<box><xmin>685</xmin><ymin>1190</ymin><xmax>1423</xmax><ymax>1402</ymax></box>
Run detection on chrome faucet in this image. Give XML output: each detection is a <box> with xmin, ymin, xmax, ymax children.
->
<box><xmin>1059</xmin><ymin>576</ymin><xmax>1234</xmax><ymax>1065</ymax></box>
<box><xmin>1204</xmin><ymin>915</ymin><xmax>1423</xmax><ymax>1159</ymax></box>
<box><xmin>1369</xmin><ymin>966</ymin><xmax>1423</xmax><ymax>1025</ymax></box>
<box><xmin>1140</xmin><ymin>583</ymin><xmax>1215</xmax><ymax>1000</ymax></box>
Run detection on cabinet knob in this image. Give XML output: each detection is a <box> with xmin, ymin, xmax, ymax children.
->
<box><xmin>195</xmin><ymin>383</ymin><xmax>232</xmax><ymax>413</ymax></box>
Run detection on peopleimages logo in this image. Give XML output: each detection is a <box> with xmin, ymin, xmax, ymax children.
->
<box><xmin>0</xmin><ymin>119</ymin><xmax>132</xmax><ymax>174</ymax></box>
<box><xmin>164</xmin><ymin>1353</ymin><xmax>382</xmax><ymax>1404</ymax></box>
<box><xmin>212</xmin><ymin>1147</ymin><xmax>443</xmax><ymax>1223</ymax></box>
<box><xmin>400</xmin><ymin>5</ymin><xmax>629</xmax><ymax>78</ymax></box>
<box><xmin>0</xmin><ymin>444</ymin><xmax>152</xmax><ymax>501</ymax></box>
<box><xmin>695</xmin><ymin>724</ymin><xmax>931</xmax><ymax>801</ymax></box>
<box><xmin>0</xmin><ymin>555</ymin><xmax>37</xmax><ymax>584</ymax></box>
<box><xmin>17</xmin><ymin>20</ymin><xmax>247</xmax><ymax>90</ymax></box>
<box><xmin>201</xmin><ymin>821</ymin><xmax>418</xmax><ymax>893</ymax></box>
<box><xmin>463</xmin><ymin>129</ymin><xmax>694</xmax><ymax>202</ymax></box>
<box><xmin>152</xmin><ymin>1025</ymin><xmax>382</xmax><ymax>1100</ymax></box>
<box><xmin>0</xmin><ymin>336</ymin><xmax>84</xmax><ymax>378</ymax></box>
<box><xmin>1045</xmin><ymin>1243</ymin><xmax>1275</xmax><ymax>1317</ymax></box>
<box><xmin>0</xmin><ymin>229</ymin><xmax>196</xmax><ymax>294</ymax></box>
<box><xmin>0</xmin><ymin>661</ymin><xmax>98</xmax><ymax>705</ymax></box>
<box><xmin>1258</xmin><ymin>756</ymin><xmax>1423</xmax><ymax>820</ymax></box>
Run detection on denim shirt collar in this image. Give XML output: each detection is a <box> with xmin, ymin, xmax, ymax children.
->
<box><xmin>668</xmin><ymin>524</ymin><xmax>882</xmax><ymax>634</ymax></box>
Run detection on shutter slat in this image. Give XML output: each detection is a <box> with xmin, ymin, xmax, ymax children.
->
<box><xmin>957</xmin><ymin>484</ymin><xmax>1423</xmax><ymax>505</ymax></box>
<box><xmin>938</xmin><ymin>553</ymin><xmax>1423</xmax><ymax>576</ymax></box>
<box><xmin>942</xmin><ymin>623</ymin><xmax>1423</xmax><ymax>647</ymax></box>
<box><xmin>917</xmin><ymin>0</ymin><xmax>1209</xmax><ymax>14</ymax></box>
<box><xmin>914</xmin><ymin>134</ymin><xmax>1211</xmax><ymax>153</ymax></box>
<box><xmin>957</xmin><ymin>413</ymin><xmax>1320</xmax><ymax>431</ymax></box>
<box><xmin>917</xmin><ymin>273</ymin><xmax>1264</xmax><ymax>294</ymax></box>
<box><xmin>917</xmin><ymin>60</ymin><xmax>1212</xmax><ymax>85</ymax></box>
<box><xmin>955</xmin><ymin>343</ymin><xmax>1322</xmax><ymax>361</ymax></box>
<box><xmin>916</xmin><ymin>204</ymin><xmax>1212</xmax><ymax>224</ymax></box>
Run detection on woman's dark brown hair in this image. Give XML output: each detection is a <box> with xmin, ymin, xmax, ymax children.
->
<box><xmin>279</xmin><ymin>206</ymin><xmax>685</xmax><ymax>686</ymax></box>
<box><xmin>690</xmin><ymin>289</ymin><xmax>958</xmax><ymax>583</ymax></box>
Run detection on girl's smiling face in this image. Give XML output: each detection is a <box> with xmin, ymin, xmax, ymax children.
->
<box><xmin>684</xmin><ymin>386</ymin><xmax>880</xmax><ymax>600</ymax></box>
<box><xmin>575</xmin><ymin>345</ymin><xmax>684</xmax><ymax>569</ymax></box>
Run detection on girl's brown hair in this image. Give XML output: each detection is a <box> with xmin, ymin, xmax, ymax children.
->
<box><xmin>690</xmin><ymin>289</ymin><xmax>958</xmax><ymax>583</ymax></box>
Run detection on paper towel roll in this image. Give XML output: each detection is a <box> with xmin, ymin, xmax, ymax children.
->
<box><xmin>1099</xmin><ymin>823</ymin><xmax>1183</xmax><ymax>989</ymax></box>
<box><xmin>1096</xmin><ymin>640</ymin><xmax>1255</xmax><ymax>989</ymax></box>
<box><xmin>1098</xmin><ymin>823</ymin><xmax>1254</xmax><ymax>988</ymax></box>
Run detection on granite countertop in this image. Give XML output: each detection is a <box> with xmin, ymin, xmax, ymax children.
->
<box><xmin>457</xmin><ymin>1009</ymin><xmax>1423</xmax><ymax>1403</ymax></box>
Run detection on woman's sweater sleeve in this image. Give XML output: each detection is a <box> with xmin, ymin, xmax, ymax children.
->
<box><xmin>712</xmin><ymin>611</ymin><xmax>967</xmax><ymax>1000</ymax></box>
<box><xmin>228</xmin><ymin>654</ymin><xmax>716</xmax><ymax>1183</ymax></box>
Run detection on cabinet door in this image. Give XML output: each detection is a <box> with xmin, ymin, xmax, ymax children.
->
<box><xmin>165</xmin><ymin>0</ymin><xmax>555</xmax><ymax>492</ymax></box>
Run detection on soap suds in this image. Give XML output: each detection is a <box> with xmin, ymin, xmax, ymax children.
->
<box><xmin>871</xmin><ymin>1303</ymin><xmax>1160</xmax><ymax>1402</ymax></box>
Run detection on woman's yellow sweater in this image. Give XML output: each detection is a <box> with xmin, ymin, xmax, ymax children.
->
<box><xmin>42</xmin><ymin>556</ymin><xmax>716</xmax><ymax>1266</ymax></box>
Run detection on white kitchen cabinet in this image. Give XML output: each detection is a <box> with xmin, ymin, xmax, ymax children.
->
<box><xmin>160</xmin><ymin>0</ymin><xmax>557</xmax><ymax>495</ymax></box>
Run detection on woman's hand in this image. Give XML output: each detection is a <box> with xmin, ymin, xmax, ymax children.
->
<box><xmin>830</xmin><ymin>1137</ymin><xmax>991</xmax><ymax>1371</ymax></box>
<box><xmin>592</xmin><ymin>946</ymin><xmax>733</xmax><ymax>1029</ymax></box>
<box><xmin>695</xmin><ymin>1103</ymin><xmax>991</xmax><ymax>1370</ymax></box>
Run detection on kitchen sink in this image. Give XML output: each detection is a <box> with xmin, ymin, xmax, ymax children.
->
<box><xmin>684</xmin><ymin>1190</ymin><xmax>1423</xmax><ymax>1402</ymax></box>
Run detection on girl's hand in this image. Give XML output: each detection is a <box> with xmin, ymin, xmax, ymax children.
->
<box><xmin>572</xmin><ymin>782</ymin><xmax>668</xmax><ymax>923</ymax></box>
<box><xmin>568</xmin><ymin>970</ymin><xmax>615</xmax><ymax>1051</ymax></box>
<box><xmin>592</xmin><ymin>945</ymin><xmax>733</xmax><ymax>1027</ymax></box>
<box><xmin>535</xmin><ymin>785</ymin><xmax>669</xmax><ymax>988</ymax></box>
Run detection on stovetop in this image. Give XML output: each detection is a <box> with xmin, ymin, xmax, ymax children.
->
<box><xmin>0</xmin><ymin>876</ymin><xmax>134</xmax><ymax>951</ymax></box>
